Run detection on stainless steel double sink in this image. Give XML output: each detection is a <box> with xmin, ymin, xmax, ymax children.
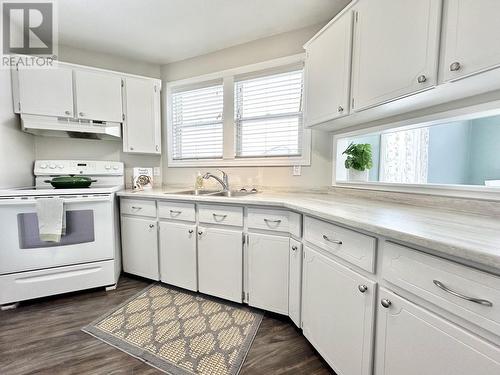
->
<box><xmin>167</xmin><ymin>189</ymin><xmax>258</xmax><ymax>198</ymax></box>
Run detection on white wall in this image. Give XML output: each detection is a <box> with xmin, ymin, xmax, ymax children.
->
<box><xmin>0</xmin><ymin>69</ymin><xmax>35</xmax><ymax>188</ymax></box>
<box><xmin>33</xmin><ymin>45</ymin><xmax>163</xmax><ymax>187</ymax></box>
<box><xmin>161</xmin><ymin>24</ymin><xmax>333</xmax><ymax>189</ymax></box>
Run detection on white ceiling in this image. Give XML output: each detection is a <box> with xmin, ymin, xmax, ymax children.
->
<box><xmin>57</xmin><ymin>0</ymin><xmax>350</xmax><ymax>65</ymax></box>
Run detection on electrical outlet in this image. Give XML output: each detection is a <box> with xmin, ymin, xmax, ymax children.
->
<box><xmin>293</xmin><ymin>165</ymin><xmax>301</xmax><ymax>176</ymax></box>
<box><xmin>153</xmin><ymin>167</ymin><xmax>161</xmax><ymax>176</ymax></box>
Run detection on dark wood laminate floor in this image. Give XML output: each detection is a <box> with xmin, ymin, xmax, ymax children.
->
<box><xmin>0</xmin><ymin>275</ymin><xmax>334</xmax><ymax>375</ymax></box>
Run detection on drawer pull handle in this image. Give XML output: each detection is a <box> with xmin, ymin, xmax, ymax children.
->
<box><xmin>264</xmin><ymin>218</ymin><xmax>282</xmax><ymax>224</ymax></box>
<box><xmin>198</xmin><ymin>231</ymin><xmax>203</xmax><ymax>236</ymax></box>
<box><xmin>291</xmin><ymin>245</ymin><xmax>298</xmax><ymax>251</ymax></box>
<box><xmin>212</xmin><ymin>213</ymin><xmax>227</xmax><ymax>221</ymax></box>
<box><xmin>433</xmin><ymin>280</ymin><xmax>493</xmax><ymax>307</ymax></box>
<box><xmin>188</xmin><ymin>229</ymin><xmax>194</xmax><ymax>234</ymax></box>
<box><xmin>322</xmin><ymin>234</ymin><xmax>343</xmax><ymax>245</ymax></box>
<box><xmin>170</xmin><ymin>210</ymin><xmax>182</xmax><ymax>215</ymax></box>
<box><xmin>131</xmin><ymin>206</ymin><xmax>142</xmax><ymax>210</ymax></box>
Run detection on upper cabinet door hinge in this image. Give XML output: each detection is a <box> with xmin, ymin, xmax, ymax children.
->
<box><xmin>122</xmin><ymin>113</ymin><xmax>125</xmax><ymax>121</ymax></box>
<box><xmin>351</xmin><ymin>97</ymin><xmax>355</xmax><ymax>109</ymax></box>
<box><xmin>154</xmin><ymin>85</ymin><xmax>157</xmax><ymax>93</ymax></box>
<box><xmin>355</xmin><ymin>11</ymin><xmax>358</xmax><ymax>22</ymax></box>
<box><xmin>121</xmin><ymin>79</ymin><xmax>124</xmax><ymax>87</ymax></box>
<box><xmin>242</xmin><ymin>233</ymin><xmax>246</xmax><ymax>244</ymax></box>
<box><xmin>18</xmin><ymin>102</ymin><xmax>21</xmax><ymax>111</ymax></box>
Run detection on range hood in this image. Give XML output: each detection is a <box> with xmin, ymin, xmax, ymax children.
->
<box><xmin>21</xmin><ymin>114</ymin><xmax>121</xmax><ymax>140</ymax></box>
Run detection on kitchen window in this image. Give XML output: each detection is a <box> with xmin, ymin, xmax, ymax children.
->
<box><xmin>166</xmin><ymin>54</ymin><xmax>311</xmax><ymax>167</ymax></box>
<box><xmin>171</xmin><ymin>83</ymin><xmax>224</xmax><ymax>160</ymax></box>
<box><xmin>235</xmin><ymin>69</ymin><xmax>304</xmax><ymax>158</ymax></box>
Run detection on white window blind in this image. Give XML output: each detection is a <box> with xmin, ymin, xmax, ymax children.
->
<box><xmin>235</xmin><ymin>69</ymin><xmax>304</xmax><ymax>157</ymax></box>
<box><xmin>171</xmin><ymin>84</ymin><xmax>224</xmax><ymax>160</ymax></box>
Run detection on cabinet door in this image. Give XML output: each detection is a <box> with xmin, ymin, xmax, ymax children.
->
<box><xmin>375</xmin><ymin>288</ymin><xmax>500</xmax><ymax>375</ymax></box>
<box><xmin>75</xmin><ymin>70</ymin><xmax>123</xmax><ymax>122</ymax></box>
<box><xmin>289</xmin><ymin>238</ymin><xmax>302</xmax><ymax>327</ymax></box>
<box><xmin>198</xmin><ymin>226</ymin><xmax>242</xmax><ymax>303</ymax></box>
<box><xmin>302</xmin><ymin>246</ymin><xmax>375</xmax><ymax>375</ymax></box>
<box><xmin>159</xmin><ymin>221</ymin><xmax>197</xmax><ymax>291</ymax></box>
<box><xmin>304</xmin><ymin>10</ymin><xmax>353</xmax><ymax>126</ymax></box>
<box><xmin>120</xmin><ymin>216</ymin><xmax>159</xmax><ymax>280</ymax></box>
<box><xmin>441</xmin><ymin>0</ymin><xmax>500</xmax><ymax>82</ymax></box>
<box><xmin>247</xmin><ymin>233</ymin><xmax>289</xmax><ymax>315</ymax></box>
<box><xmin>351</xmin><ymin>0</ymin><xmax>441</xmax><ymax>111</ymax></box>
<box><xmin>18</xmin><ymin>66</ymin><xmax>74</xmax><ymax>118</ymax></box>
<box><xmin>123</xmin><ymin>77</ymin><xmax>161</xmax><ymax>154</ymax></box>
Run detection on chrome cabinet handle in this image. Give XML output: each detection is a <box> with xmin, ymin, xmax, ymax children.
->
<box><xmin>65</xmin><ymin>110</ymin><xmax>71</xmax><ymax>115</ymax></box>
<box><xmin>198</xmin><ymin>230</ymin><xmax>203</xmax><ymax>236</ymax></box>
<box><xmin>130</xmin><ymin>146</ymin><xmax>134</xmax><ymax>151</ymax></box>
<box><xmin>188</xmin><ymin>229</ymin><xmax>194</xmax><ymax>234</ymax></box>
<box><xmin>322</xmin><ymin>234</ymin><xmax>342</xmax><ymax>245</ymax></box>
<box><xmin>79</xmin><ymin>112</ymin><xmax>85</xmax><ymax>117</ymax></box>
<box><xmin>148</xmin><ymin>224</ymin><xmax>155</xmax><ymax>229</ymax></box>
<box><xmin>450</xmin><ymin>61</ymin><xmax>461</xmax><ymax>72</ymax></box>
<box><xmin>337</xmin><ymin>105</ymin><xmax>344</xmax><ymax>113</ymax></box>
<box><xmin>358</xmin><ymin>285</ymin><xmax>368</xmax><ymax>293</ymax></box>
<box><xmin>381</xmin><ymin>299</ymin><xmax>392</xmax><ymax>308</ymax></box>
<box><xmin>170</xmin><ymin>210</ymin><xmax>182</xmax><ymax>215</ymax></box>
<box><xmin>212</xmin><ymin>213</ymin><xmax>227</xmax><ymax>221</ymax></box>
<box><xmin>433</xmin><ymin>280</ymin><xmax>493</xmax><ymax>307</ymax></box>
<box><xmin>131</xmin><ymin>206</ymin><xmax>142</xmax><ymax>210</ymax></box>
<box><xmin>291</xmin><ymin>245</ymin><xmax>298</xmax><ymax>251</ymax></box>
<box><xmin>264</xmin><ymin>218</ymin><xmax>281</xmax><ymax>224</ymax></box>
<box><xmin>417</xmin><ymin>74</ymin><xmax>427</xmax><ymax>83</ymax></box>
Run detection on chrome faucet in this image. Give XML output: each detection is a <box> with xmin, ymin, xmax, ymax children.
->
<box><xmin>203</xmin><ymin>169</ymin><xmax>229</xmax><ymax>192</ymax></box>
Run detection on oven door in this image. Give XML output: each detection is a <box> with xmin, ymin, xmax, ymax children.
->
<box><xmin>0</xmin><ymin>194</ymin><xmax>114</xmax><ymax>274</ymax></box>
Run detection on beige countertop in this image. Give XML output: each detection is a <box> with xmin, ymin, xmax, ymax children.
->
<box><xmin>117</xmin><ymin>187</ymin><xmax>500</xmax><ymax>273</ymax></box>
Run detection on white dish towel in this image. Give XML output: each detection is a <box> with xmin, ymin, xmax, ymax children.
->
<box><xmin>36</xmin><ymin>198</ymin><xmax>65</xmax><ymax>242</ymax></box>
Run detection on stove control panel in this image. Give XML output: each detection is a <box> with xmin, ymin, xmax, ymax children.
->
<box><xmin>35</xmin><ymin>160</ymin><xmax>124</xmax><ymax>176</ymax></box>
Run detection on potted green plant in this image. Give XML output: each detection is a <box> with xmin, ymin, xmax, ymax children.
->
<box><xmin>342</xmin><ymin>143</ymin><xmax>373</xmax><ymax>181</ymax></box>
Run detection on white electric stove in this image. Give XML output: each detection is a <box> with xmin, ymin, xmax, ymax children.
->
<box><xmin>0</xmin><ymin>160</ymin><xmax>124</xmax><ymax>309</ymax></box>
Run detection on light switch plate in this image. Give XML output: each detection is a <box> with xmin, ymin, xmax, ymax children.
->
<box><xmin>293</xmin><ymin>165</ymin><xmax>301</xmax><ymax>176</ymax></box>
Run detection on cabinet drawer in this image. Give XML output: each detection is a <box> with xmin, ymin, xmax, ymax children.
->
<box><xmin>247</xmin><ymin>208</ymin><xmax>301</xmax><ymax>236</ymax></box>
<box><xmin>120</xmin><ymin>198</ymin><xmax>156</xmax><ymax>217</ymax></box>
<box><xmin>198</xmin><ymin>204</ymin><xmax>243</xmax><ymax>227</ymax></box>
<box><xmin>158</xmin><ymin>201</ymin><xmax>195</xmax><ymax>222</ymax></box>
<box><xmin>383</xmin><ymin>242</ymin><xmax>500</xmax><ymax>337</ymax></box>
<box><xmin>304</xmin><ymin>216</ymin><xmax>376</xmax><ymax>272</ymax></box>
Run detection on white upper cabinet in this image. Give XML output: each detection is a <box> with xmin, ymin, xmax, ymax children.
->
<box><xmin>304</xmin><ymin>9</ymin><xmax>353</xmax><ymax>127</ymax></box>
<box><xmin>74</xmin><ymin>70</ymin><xmax>123</xmax><ymax>122</ymax></box>
<box><xmin>375</xmin><ymin>288</ymin><xmax>500</xmax><ymax>375</ymax></box>
<box><xmin>441</xmin><ymin>0</ymin><xmax>500</xmax><ymax>82</ymax></box>
<box><xmin>123</xmin><ymin>77</ymin><xmax>161</xmax><ymax>154</ymax></box>
<box><xmin>350</xmin><ymin>0</ymin><xmax>442</xmax><ymax>111</ymax></box>
<box><xmin>302</xmin><ymin>247</ymin><xmax>375</xmax><ymax>375</ymax></box>
<box><xmin>247</xmin><ymin>233</ymin><xmax>289</xmax><ymax>315</ymax></box>
<box><xmin>17</xmin><ymin>66</ymin><xmax>74</xmax><ymax>118</ymax></box>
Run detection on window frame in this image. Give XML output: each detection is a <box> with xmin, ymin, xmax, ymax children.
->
<box><xmin>166</xmin><ymin>54</ymin><xmax>311</xmax><ymax>167</ymax></box>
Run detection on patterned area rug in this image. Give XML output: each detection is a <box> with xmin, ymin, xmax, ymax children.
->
<box><xmin>82</xmin><ymin>284</ymin><xmax>263</xmax><ymax>375</ymax></box>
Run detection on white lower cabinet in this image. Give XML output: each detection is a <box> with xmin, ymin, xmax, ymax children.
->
<box><xmin>159</xmin><ymin>221</ymin><xmax>197</xmax><ymax>291</ymax></box>
<box><xmin>120</xmin><ymin>216</ymin><xmax>159</xmax><ymax>280</ymax></box>
<box><xmin>302</xmin><ymin>246</ymin><xmax>376</xmax><ymax>375</ymax></box>
<box><xmin>247</xmin><ymin>233</ymin><xmax>289</xmax><ymax>314</ymax></box>
<box><xmin>375</xmin><ymin>288</ymin><xmax>500</xmax><ymax>375</ymax></box>
<box><xmin>198</xmin><ymin>226</ymin><xmax>243</xmax><ymax>303</ymax></box>
<box><xmin>289</xmin><ymin>238</ymin><xmax>303</xmax><ymax>327</ymax></box>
